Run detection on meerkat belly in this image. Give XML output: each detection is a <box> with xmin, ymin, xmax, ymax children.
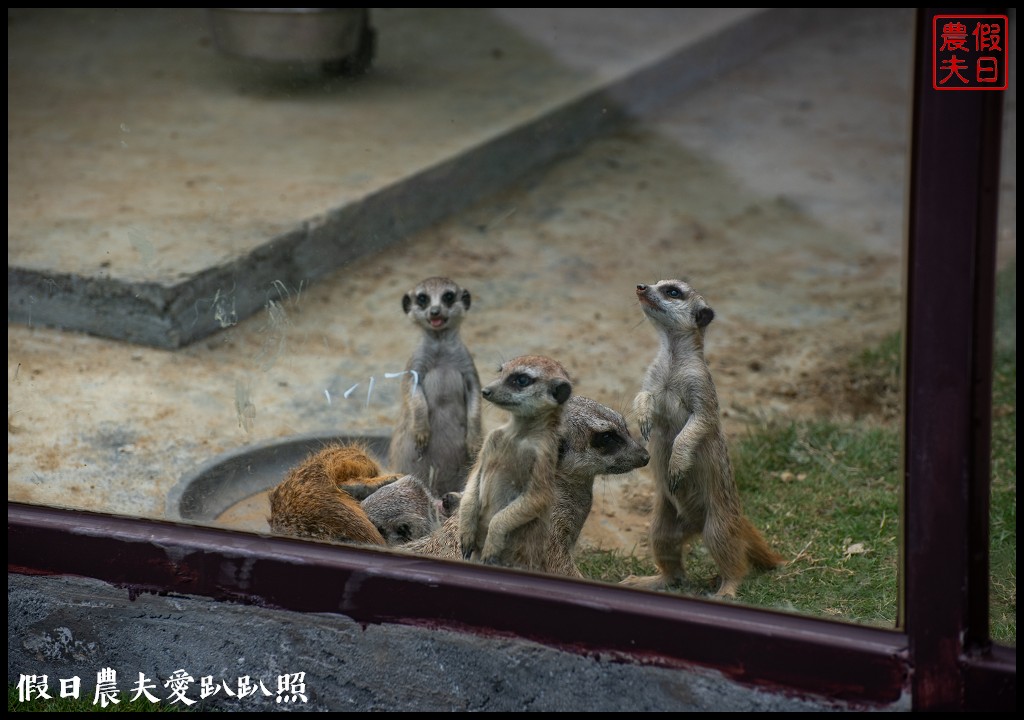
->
<box><xmin>648</xmin><ymin>395</ymin><xmax>707</xmax><ymax>516</ymax></box>
<box><xmin>422</xmin><ymin>366</ymin><xmax>469</xmax><ymax>437</ymax></box>
<box><xmin>648</xmin><ymin>393</ymin><xmax>688</xmax><ymax>476</ymax></box>
<box><xmin>477</xmin><ymin>434</ymin><xmax>533</xmax><ymax>508</ymax></box>
<box><xmin>479</xmin><ymin>458</ymin><xmax>528</xmax><ymax>512</ymax></box>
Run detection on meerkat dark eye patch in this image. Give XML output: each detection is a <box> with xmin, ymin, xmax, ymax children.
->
<box><xmin>663</xmin><ymin>285</ymin><xmax>688</xmax><ymax>299</ymax></box>
<box><xmin>508</xmin><ymin>373</ymin><xmax>534</xmax><ymax>388</ymax></box>
<box><xmin>416</xmin><ymin>293</ymin><xmax>430</xmax><ymax>308</ymax></box>
<box><xmin>441</xmin><ymin>290</ymin><xmax>456</xmax><ymax>305</ymax></box>
<box><xmin>591</xmin><ymin>430</ymin><xmax>625</xmax><ymax>453</ymax></box>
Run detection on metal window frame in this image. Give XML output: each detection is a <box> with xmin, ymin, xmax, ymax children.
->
<box><xmin>6</xmin><ymin>8</ymin><xmax>1016</xmax><ymax>711</ymax></box>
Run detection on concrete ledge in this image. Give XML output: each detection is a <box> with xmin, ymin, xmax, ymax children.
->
<box><xmin>8</xmin><ymin>9</ymin><xmax>809</xmax><ymax>348</ymax></box>
<box><xmin>9</xmin><ymin>573</ymin><xmax>885</xmax><ymax>712</ymax></box>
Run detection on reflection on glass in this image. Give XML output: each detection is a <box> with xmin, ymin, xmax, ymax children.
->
<box><xmin>12</xmin><ymin>8</ymin><xmax>991</xmax><ymax>630</ymax></box>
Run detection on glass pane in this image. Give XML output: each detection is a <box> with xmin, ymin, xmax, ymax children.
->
<box><xmin>9</xmin><ymin>9</ymin><xmax>928</xmax><ymax>628</ymax></box>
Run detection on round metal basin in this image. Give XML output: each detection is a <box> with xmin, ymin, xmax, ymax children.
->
<box><xmin>167</xmin><ymin>431</ymin><xmax>391</xmax><ymax>532</ymax></box>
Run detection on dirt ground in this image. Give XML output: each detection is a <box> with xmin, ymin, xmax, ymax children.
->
<box><xmin>213</xmin><ymin>120</ymin><xmax>913</xmax><ymax>552</ymax></box>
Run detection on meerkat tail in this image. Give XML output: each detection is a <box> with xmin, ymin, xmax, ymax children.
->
<box><xmin>741</xmin><ymin>516</ymin><xmax>786</xmax><ymax>570</ymax></box>
<box><xmin>339</xmin><ymin>473</ymin><xmax>405</xmax><ymax>501</ymax></box>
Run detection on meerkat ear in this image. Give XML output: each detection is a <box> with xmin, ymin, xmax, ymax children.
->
<box><xmin>695</xmin><ymin>304</ymin><xmax>715</xmax><ymax>328</ymax></box>
<box><xmin>441</xmin><ymin>491</ymin><xmax>462</xmax><ymax>515</ymax></box>
<box><xmin>551</xmin><ymin>380</ymin><xmax>572</xmax><ymax>405</ymax></box>
<box><xmin>402</xmin><ymin>293</ymin><xmax>413</xmax><ymax>315</ymax></box>
<box><xmin>461</xmin><ymin>288</ymin><xmax>471</xmax><ymax>310</ymax></box>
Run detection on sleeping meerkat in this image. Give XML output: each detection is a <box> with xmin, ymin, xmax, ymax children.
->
<box><xmin>388</xmin><ymin>276</ymin><xmax>483</xmax><ymax>497</ymax></box>
<box><xmin>360</xmin><ymin>474</ymin><xmax>451</xmax><ymax>546</ymax></box>
<box><xmin>458</xmin><ymin>354</ymin><xmax>572</xmax><ymax>570</ymax></box>
<box><xmin>268</xmin><ymin>442</ymin><xmax>403</xmax><ymax>546</ymax></box>
<box><xmin>268</xmin><ymin>444</ymin><xmax>454</xmax><ymax>548</ymax></box>
<box><xmin>623</xmin><ymin>279</ymin><xmax>784</xmax><ymax>598</ymax></box>
<box><xmin>404</xmin><ymin>395</ymin><xmax>650</xmax><ymax>578</ymax></box>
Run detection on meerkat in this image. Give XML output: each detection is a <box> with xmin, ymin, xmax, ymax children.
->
<box><xmin>545</xmin><ymin>395</ymin><xmax>650</xmax><ymax>577</ymax></box>
<box><xmin>622</xmin><ymin>279</ymin><xmax>785</xmax><ymax>598</ymax></box>
<box><xmin>360</xmin><ymin>474</ymin><xmax>451</xmax><ymax>545</ymax></box>
<box><xmin>457</xmin><ymin>355</ymin><xmax>572</xmax><ymax>570</ymax></box>
<box><xmin>388</xmin><ymin>276</ymin><xmax>483</xmax><ymax>498</ymax></box>
<box><xmin>268</xmin><ymin>442</ymin><xmax>402</xmax><ymax>546</ymax></box>
<box><xmin>407</xmin><ymin>395</ymin><xmax>649</xmax><ymax>578</ymax></box>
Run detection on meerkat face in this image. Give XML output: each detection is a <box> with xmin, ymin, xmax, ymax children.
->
<box><xmin>481</xmin><ymin>354</ymin><xmax>572</xmax><ymax>417</ymax></box>
<box><xmin>361</xmin><ymin>476</ymin><xmax>443</xmax><ymax>545</ymax></box>
<box><xmin>402</xmin><ymin>276</ymin><xmax>471</xmax><ymax>333</ymax></box>
<box><xmin>636</xmin><ymin>279</ymin><xmax>714</xmax><ymax>332</ymax></box>
<box><xmin>558</xmin><ymin>396</ymin><xmax>650</xmax><ymax>478</ymax></box>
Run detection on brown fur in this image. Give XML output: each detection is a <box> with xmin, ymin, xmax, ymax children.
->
<box><xmin>406</xmin><ymin>395</ymin><xmax>649</xmax><ymax>578</ymax></box>
<box><xmin>457</xmin><ymin>355</ymin><xmax>572</xmax><ymax>570</ymax></box>
<box><xmin>388</xmin><ymin>276</ymin><xmax>483</xmax><ymax>497</ymax></box>
<box><xmin>267</xmin><ymin>442</ymin><xmax>402</xmax><ymax>546</ymax></box>
<box><xmin>622</xmin><ymin>279</ymin><xmax>785</xmax><ymax>597</ymax></box>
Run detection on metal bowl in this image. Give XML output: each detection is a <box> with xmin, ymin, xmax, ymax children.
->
<box><xmin>207</xmin><ymin>8</ymin><xmax>374</xmax><ymax>71</ymax></box>
<box><xmin>166</xmin><ymin>431</ymin><xmax>391</xmax><ymax>524</ymax></box>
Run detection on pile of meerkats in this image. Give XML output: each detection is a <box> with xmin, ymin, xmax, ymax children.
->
<box><xmin>268</xmin><ymin>276</ymin><xmax>785</xmax><ymax>598</ymax></box>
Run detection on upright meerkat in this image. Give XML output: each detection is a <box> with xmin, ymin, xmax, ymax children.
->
<box><xmin>388</xmin><ymin>276</ymin><xmax>483</xmax><ymax>497</ymax></box>
<box><xmin>623</xmin><ymin>279</ymin><xmax>784</xmax><ymax>598</ymax></box>
<box><xmin>458</xmin><ymin>355</ymin><xmax>572</xmax><ymax>570</ymax></box>
<box><xmin>268</xmin><ymin>442</ymin><xmax>403</xmax><ymax>546</ymax></box>
<box><xmin>546</xmin><ymin>396</ymin><xmax>650</xmax><ymax>577</ymax></box>
<box><xmin>404</xmin><ymin>395</ymin><xmax>649</xmax><ymax>577</ymax></box>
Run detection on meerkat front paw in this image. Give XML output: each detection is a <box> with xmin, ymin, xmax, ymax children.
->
<box><xmin>414</xmin><ymin>425</ymin><xmax>430</xmax><ymax>451</ymax></box>
<box><xmin>633</xmin><ymin>392</ymin><xmax>654</xmax><ymax>442</ymax></box>
<box><xmin>459</xmin><ymin>532</ymin><xmax>476</xmax><ymax>561</ymax></box>
<box><xmin>668</xmin><ymin>445</ymin><xmax>693</xmax><ymax>487</ymax></box>
<box><xmin>480</xmin><ymin>537</ymin><xmax>505</xmax><ymax>565</ymax></box>
<box><xmin>667</xmin><ymin>462</ymin><xmax>687</xmax><ymax>494</ymax></box>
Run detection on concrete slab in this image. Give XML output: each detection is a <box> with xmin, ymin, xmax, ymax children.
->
<box><xmin>8</xmin><ymin>8</ymin><xmax>801</xmax><ymax>348</ymax></box>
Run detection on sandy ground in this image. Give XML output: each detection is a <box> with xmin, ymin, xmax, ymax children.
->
<box><xmin>8</xmin><ymin>10</ymin><xmax>1015</xmax><ymax>579</ymax></box>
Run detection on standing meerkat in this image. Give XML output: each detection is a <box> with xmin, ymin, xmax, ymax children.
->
<box><xmin>458</xmin><ymin>354</ymin><xmax>572</xmax><ymax>570</ymax></box>
<box><xmin>623</xmin><ymin>279</ymin><xmax>784</xmax><ymax>598</ymax></box>
<box><xmin>388</xmin><ymin>276</ymin><xmax>483</xmax><ymax>497</ymax></box>
<box><xmin>404</xmin><ymin>395</ymin><xmax>650</xmax><ymax>578</ymax></box>
<box><xmin>545</xmin><ymin>395</ymin><xmax>650</xmax><ymax>577</ymax></box>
